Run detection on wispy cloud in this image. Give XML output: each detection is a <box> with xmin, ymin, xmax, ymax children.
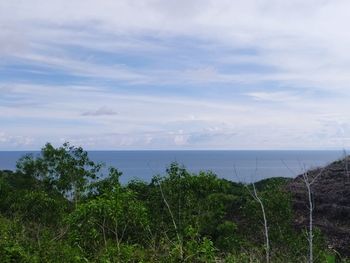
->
<box><xmin>245</xmin><ymin>91</ymin><xmax>300</xmax><ymax>103</ymax></box>
<box><xmin>1</xmin><ymin>1</ymin><xmax>350</xmax><ymax>149</ymax></box>
<box><xmin>0</xmin><ymin>132</ymin><xmax>34</xmax><ymax>149</ymax></box>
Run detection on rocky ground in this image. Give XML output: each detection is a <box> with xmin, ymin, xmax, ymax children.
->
<box><xmin>287</xmin><ymin>157</ymin><xmax>350</xmax><ymax>256</ymax></box>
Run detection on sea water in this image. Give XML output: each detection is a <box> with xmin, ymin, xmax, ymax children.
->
<box><xmin>0</xmin><ymin>150</ymin><xmax>343</xmax><ymax>183</ymax></box>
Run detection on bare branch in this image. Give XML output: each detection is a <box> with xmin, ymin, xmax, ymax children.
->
<box><xmin>158</xmin><ymin>180</ymin><xmax>183</xmax><ymax>259</ymax></box>
<box><xmin>310</xmin><ymin>168</ymin><xmax>324</xmax><ymax>185</ymax></box>
<box><xmin>300</xmin><ymin>164</ymin><xmax>315</xmax><ymax>263</ymax></box>
<box><xmin>235</xmin><ymin>161</ymin><xmax>270</xmax><ymax>263</ymax></box>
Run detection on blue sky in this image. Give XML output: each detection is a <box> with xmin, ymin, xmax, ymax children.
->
<box><xmin>1</xmin><ymin>0</ymin><xmax>350</xmax><ymax>150</ymax></box>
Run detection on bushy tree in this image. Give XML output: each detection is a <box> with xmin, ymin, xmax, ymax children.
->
<box><xmin>67</xmin><ymin>170</ymin><xmax>149</xmax><ymax>259</ymax></box>
<box><xmin>0</xmin><ymin>143</ymin><xmax>338</xmax><ymax>262</ymax></box>
<box><xmin>16</xmin><ymin>142</ymin><xmax>102</xmax><ymax>204</ymax></box>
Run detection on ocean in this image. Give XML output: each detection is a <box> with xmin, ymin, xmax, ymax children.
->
<box><xmin>0</xmin><ymin>150</ymin><xmax>344</xmax><ymax>183</ymax></box>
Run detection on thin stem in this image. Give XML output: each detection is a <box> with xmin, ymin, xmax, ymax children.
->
<box><xmin>158</xmin><ymin>180</ymin><xmax>183</xmax><ymax>260</ymax></box>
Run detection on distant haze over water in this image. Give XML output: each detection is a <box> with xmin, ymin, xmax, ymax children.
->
<box><xmin>0</xmin><ymin>150</ymin><xmax>344</xmax><ymax>183</ymax></box>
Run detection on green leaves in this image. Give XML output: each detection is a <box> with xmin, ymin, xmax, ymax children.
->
<box><xmin>16</xmin><ymin>142</ymin><xmax>102</xmax><ymax>202</ymax></box>
<box><xmin>0</xmin><ymin>144</ymin><xmax>339</xmax><ymax>262</ymax></box>
<box><xmin>0</xmin><ymin>217</ymin><xmax>29</xmax><ymax>263</ymax></box>
<box><xmin>67</xmin><ymin>188</ymin><xmax>149</xmax><ymax>255</ymax></box>
<box><xmin>12</xmin><ymin>190</ymin><xmax>65</xmax><ymax>226</ymax></box>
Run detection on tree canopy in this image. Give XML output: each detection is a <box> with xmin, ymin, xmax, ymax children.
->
<box><xmin>0</xmin><ymin>143</ymin><xmax>340</xmax><ymax>262</ymax></box>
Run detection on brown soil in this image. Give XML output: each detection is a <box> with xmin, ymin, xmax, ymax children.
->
<box><xmin>287</xmin><ymin>157</ymin><xmax>350</xmax><ymax>256</ymax></box>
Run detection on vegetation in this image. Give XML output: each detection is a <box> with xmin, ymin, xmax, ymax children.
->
<box><xmin>0</xmin><ymin>143</ymin><xmax>344</xmax><ymax>262</ymax></box>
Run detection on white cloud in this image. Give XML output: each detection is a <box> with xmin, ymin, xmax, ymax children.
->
<box><xmin>2</xmin><ymin>1</ymin><xmax>350</xmax><ymax>149</ymax></box>
<box><xmin>2</xmin><ymin>0</ymin><xmax>350</xmax><ymax>89</ymax></box>
<box><xmin>1</xmin><ymin>81</ymin><xmax>349</xmax><ymax>150</ymax></box>
<box><xmin>173</xmin><ymin>130</ymin><xmax>189</xmax><ymax>146</ymax></box>
<box><xmin>81</xmin><ymin>107</ymin><xmax>118</xmax><ymax>116</ymax></box>
<box><xmin>0</xmin><ymin>132</ymin><xmax>34</xmax><ymax>148</ymax></box>
<box><xmin>245</xmin><ymin>91</ymin><xmax>299</xmax><ymax>102</ymax></box>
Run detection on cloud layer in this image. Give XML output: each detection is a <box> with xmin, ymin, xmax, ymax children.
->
<box><xmin>1</xmin><ymin>0</ymin><xmax>350</xmax><ymax>149</ymax></box>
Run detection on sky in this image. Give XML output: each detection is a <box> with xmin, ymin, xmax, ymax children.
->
<box><xmin>1</xmin><ymin>0</ymin><xmax>350</xmax><ymax>150</ymax></box>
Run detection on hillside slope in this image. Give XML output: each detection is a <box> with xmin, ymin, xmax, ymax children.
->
<box><xmin>287</xmin><ymin>157</ymin><xmax>350</xmax><ymax>256</ymax></box>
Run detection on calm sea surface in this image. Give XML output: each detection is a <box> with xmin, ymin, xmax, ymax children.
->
<box><xmin>0</xmin><ymin>150</ymin><xmax>344</xmax><ymax>183</ymax></box>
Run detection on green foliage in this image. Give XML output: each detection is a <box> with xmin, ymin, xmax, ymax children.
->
<box><xmin>145</xmin><ymin>163</ymin><xmax>243</xmax><ymax>245</ymax></box>
<box><xmin>0</xmin><ymin>143</ymin><xmax>340</xmax><ymax>262</ymax></box>
<box><xmin>67</xmin><ymin>182</ymin><xmax>149</xmax><ymax>256</ymax></box>
<box><xmin>87</xmin><ymin>167</ymin><xmax>122</xmax><ymax>197</ymax></box>
<box><xmin>12</xmin><ymin>190</ymin><xmax>65</xmax><ymax>226</ymax></box>
<box><xmin>97</xmin><ymin>243</ymin><xmax>149</xmax><ymax>263</ymax></box>
<box><xmin>0</xmin><ymin>217</ymin><xmax>29</xmax><ymax>263</ymax></box>
<box><xmin>215</xmin><ymin>221</ymin><xmax>239</xmax><ymax>251</ymax></box>
<box><xmin>241</xmin><ymin>179</ymin><xmax>303</xmax><ymax>260</ymax></box>
<box><xmin>181</xmin><ymin>226</ymin><xmax>217</xmax><ymax>263</ymax></box>
<box><xmin>16</xmin><ymin>142</ymin><xmax>102</xmax><ymax>202</ymax></box>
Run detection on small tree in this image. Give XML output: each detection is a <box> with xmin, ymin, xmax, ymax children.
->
<box><xmin>283</xmin><ymin>161</ymin><xmax>323</xmax><ymax>263</ymax></box>
<box><xmin>234</xmin><ymin>164</ymin><xmax>270</xmax><ymax>263</ymax></box>
<box><xmin>300</xmin><ymin>166</ymin><xmax>323</xmax><ymax>263</ymax></box>
<box><xmin>16</xmin><ymin>142</ymin><xmax>102</xmax><ymax>205</ymax></box>
<box><xmin>67</xmin><ymin>188</ymin><xmax>149</xmax><ymax>255</ymax></box>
